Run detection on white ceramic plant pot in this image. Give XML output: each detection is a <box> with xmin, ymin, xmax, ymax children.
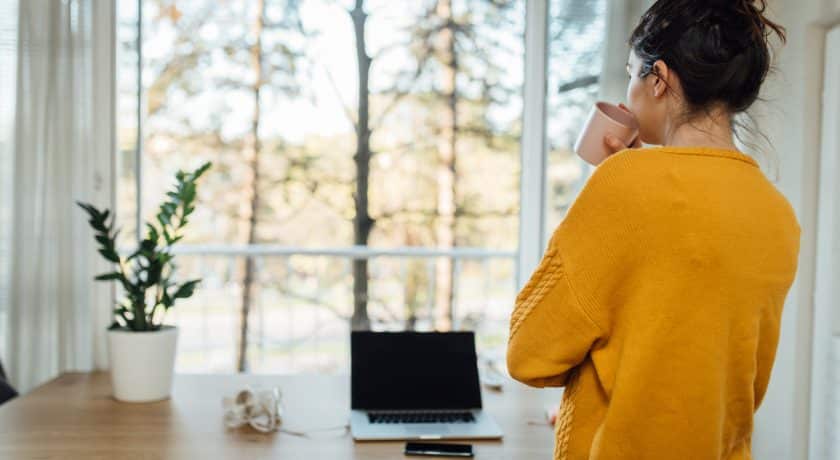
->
<box><xmin>107</xmin><ymin>326</ymin><xmax>178</xmax><ymax>403</ymax></box>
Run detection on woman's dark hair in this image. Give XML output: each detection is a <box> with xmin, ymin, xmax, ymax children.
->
<box><xmin>629</xmin><ymin>0</ymin><xmax>786</xmax><ymax>116</ymax></box>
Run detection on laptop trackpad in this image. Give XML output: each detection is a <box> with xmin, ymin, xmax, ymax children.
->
<box><xmin>408</xmin><ymin>425</ymin><xmax>450</xmax><ymax>435</ymax></box>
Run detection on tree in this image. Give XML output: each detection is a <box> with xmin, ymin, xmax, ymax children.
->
<box><xmin>238</xmin><ymin>0</ymin><xmax>306</xmax><ymax>371</ymax></box>
<box><xmin>433</xmin><ymin>0</ymin><xmax>458</xmax><ymax>331</ymax></box>
<box><xmin>133</xmin><ymin>0</ymin><xmax>532</xmax><ymax>370</ymax></box>
<box><xmin>349</xmin><ymin>0</ymin><xmax>373</xmax><ymax>331</ymax></box>
<box><xmin>407</xmin><ymin>0</ymin><xmax>522</xmax><ymax>330</ymax></box>
<box><xmin>343</xmin><ymin>0</ymin><xmax>429</xmax><ymax>330</ymax></box>
<box><xmin>238</xmin><ymin>0</ymin><xmax>267</xmax><ymax>372</ymax></box>
<box><xmin>141</xmin><ymin>0</ymin><xmax>307</xmax><ymax>371</ymax></box>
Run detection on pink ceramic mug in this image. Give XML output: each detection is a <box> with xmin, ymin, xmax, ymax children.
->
<box><xmin>573</xmin><ymin>102</ymin><xmax>640</xmax><ymax>166</ymax></box>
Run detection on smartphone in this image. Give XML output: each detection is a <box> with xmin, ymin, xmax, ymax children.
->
<box><xmin>404</xmin><ymin>442</ymin><xmax>474</xmax><ymax>457</ymax></box>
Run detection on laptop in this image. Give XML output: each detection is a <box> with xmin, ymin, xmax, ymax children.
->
<box><xmin>350</xmin><ymin>331</ymin><xmax>503</xmax><ymax>441</ymax></box>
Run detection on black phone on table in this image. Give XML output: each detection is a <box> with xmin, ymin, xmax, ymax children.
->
<box><xmin>404</xmin><ymin>442</ymin><xmax>474</xmax><ymax>457</ymax></box>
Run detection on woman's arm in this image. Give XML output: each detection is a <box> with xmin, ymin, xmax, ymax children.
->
<box><xmin>506</xmin><ymin>240</ymin><xmax>605</xmax><ymax>388</ymax></box>
<box><xmin>507</xmin><ymin>152</ymin><xmax>633</xmax><ymax>388</ymax></box>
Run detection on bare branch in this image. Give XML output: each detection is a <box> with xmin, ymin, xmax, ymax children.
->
<box><xmin>456</xmin><ymin>208</ymin><xmax>518</xmax><ymax>219</ymax></box>
<box><xmin>557</xmin><ymin>74</ymin><xmax>599</xmax><ymax>93</ymax></box>
<box><xmin>324</xmin><ymin>66</ymin><xmax>358</xmax><ymax>129</ymax></box>
<box><xmin>267</xmin><ymin>283</ymin><xmax>350</xmax><ymax>322</ymax></box>
<box><xmin>370</xmin><ymin>44</ymin><xmax>434</xmax><ymax>131</ymax></box>
<box><xmin>371</xmin><ymin>40</ymin><xmax>409</xmax><ymax>61</ymax></box>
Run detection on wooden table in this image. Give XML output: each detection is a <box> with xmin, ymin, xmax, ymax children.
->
<box><xmin>0</xmin><ymin>373</ymin><xmax>560</xmax><ymax>459</ymax></box>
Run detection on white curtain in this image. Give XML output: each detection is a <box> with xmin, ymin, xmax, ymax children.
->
<box><xmin>0</xmin><ymin>1</ymin><xmax>18</xmax><ymax>371</ymax></box>
<box><xmin>4</xmin><ymin>0</ymin><xmax>115</xmax><ymax>393</ymax></box>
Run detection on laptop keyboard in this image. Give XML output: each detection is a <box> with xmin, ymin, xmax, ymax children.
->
<box><xmin>368</xmin><ymin>411</ymin><xmax>476</xmax><ymax>424</ymax></box>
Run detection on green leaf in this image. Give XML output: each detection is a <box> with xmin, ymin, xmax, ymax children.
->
<box><xmin>94</xmin><ymin>162</ymin><xmax>211</xmax><ymax>327</ymax></box>
<box><xmin>76</xmin><ymin>201</ymin><xmax>97</xmax><ymax>218</ymax></box>
<box><xmin>195</xmin><ymin>162</ymin><xmax>212</xmax><ymax>178</ymax></box>
<box><xmin>145</xmin><ymin>223</ymin><xmax>159</xmax><ymax>242</ymax></box>
<box><xmin>95</xmin><ymin>272</ymin><xmax>124</xmax><ymax>281</ymax></box>
<box><xmin>184</xmin><ymin>184</ymin><xmax>196</xmax><ymax>201</ymax></box>
<box><xmin>140</xmin><ymin>238</ymin><xmax>157</xmax><ymax>252</ymax></box>
<box><xmin>161</xmin><ymin>291</ymin><xmax>173</xmax><ymax>309</ymax></box>
<box><xmin>146</xmin><ymin>263</ymin><xmax>163</xmax><ymax>286</ymax></box>
<box><xmin>172</xmin><ymin>279</ymin><xmax>201</xmax><ymax>300</ymax></box>
<box><xmin>94</xmin><ymin>234</ymin><xmax>110</xmax><ymax>247</ymax></box>
<box><xmin>98</xmin><ymin>248</ymin><xmax>120</xmax><ymax>263</ymax></box>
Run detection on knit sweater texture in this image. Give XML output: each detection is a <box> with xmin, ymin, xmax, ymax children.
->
<box><xmin>507</xmin><ymin>146</ymin><xmax>801</xmax><ymax>459</ymax></box>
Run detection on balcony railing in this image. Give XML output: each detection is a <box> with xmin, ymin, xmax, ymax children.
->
<box><xmin>163</xmin><ymin>245</ymin><xmax>518</xmax><ymax>373</ymax></box>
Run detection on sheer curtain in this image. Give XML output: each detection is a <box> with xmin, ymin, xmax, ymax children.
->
<box><xmin>0</xmin><ymin>0</ymin><xmax>17</xmax><ymax>371</ymax></box>
<box><xmin>4</xmin><ymin>0</ymin><xmax>115</xmax><ymax>392</ymax></box>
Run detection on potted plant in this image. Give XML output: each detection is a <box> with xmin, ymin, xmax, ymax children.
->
<box><xmin>77</xmin><ymin>162</ymin><xmax>211</xmax><ymax>402</ymax></box>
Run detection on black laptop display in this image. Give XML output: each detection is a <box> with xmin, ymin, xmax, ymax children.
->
<box><xmin>351</xmin><ymin>331</ymin><xmax>483</xmax><ymax>411</ymax></box>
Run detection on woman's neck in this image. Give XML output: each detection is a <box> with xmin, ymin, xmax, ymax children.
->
<box><xmin>663</xmin><ymin>111</ymin><xmax>739</xmax><ymax>151</ymax></box>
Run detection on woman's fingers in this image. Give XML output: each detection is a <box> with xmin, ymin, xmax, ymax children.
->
<box><xmin>604</xmin><ymin>134</ymin><xmax>627</xmax><ymax>153</ymax></box>
<box><xmin>608</xmin><ymin>104</ymin><xmax>641</xmax><ymax>152</ymax></box>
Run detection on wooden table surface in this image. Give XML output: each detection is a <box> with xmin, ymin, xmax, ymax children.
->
<box><xmin>0</xmin><ymin>372</ymin><xmax>560</xmax><ymax>459</ymax></box>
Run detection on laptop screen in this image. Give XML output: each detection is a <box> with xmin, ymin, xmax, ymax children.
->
<box><xmin>351</xmin><ymin>331</ymin><xmax>483</xmax><ymax>410</ymax></box>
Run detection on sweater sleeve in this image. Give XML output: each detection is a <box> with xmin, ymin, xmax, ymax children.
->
<box><xmin>506</xmin><ymin>155</ymin><xmax>632</xmax><ymax>388</ymax></box>
<box><xmin>506</xmin><ymin>234</ymin><xmax>604</xmax><ymax>388</ymax></box>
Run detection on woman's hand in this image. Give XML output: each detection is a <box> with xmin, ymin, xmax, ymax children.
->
<box><xmin>604</xmin><ymin>103</ymin><xmax>642</xmax><ymax>154</ymax></box>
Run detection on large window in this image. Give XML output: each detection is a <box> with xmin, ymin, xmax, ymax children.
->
<box><xmin>546</xmin><ymin>0</ymin><xmax>606</xmax><ymax>234</ymax></box>
<box><xmin>117</xmin><ymin>0</ymin><xmax>607</xmax><ymax>373</ymax></box>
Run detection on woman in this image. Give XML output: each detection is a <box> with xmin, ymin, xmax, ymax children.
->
<box><xmin>507</xmin><ymin>1</ymin><xmax>799</xmax><ymax>459</ymax></box>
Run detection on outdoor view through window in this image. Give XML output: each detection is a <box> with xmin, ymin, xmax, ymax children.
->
<box><xmin>116</xmin><ymin>0</ymin><xmax>606</xmax><ymax>373</ymax></box>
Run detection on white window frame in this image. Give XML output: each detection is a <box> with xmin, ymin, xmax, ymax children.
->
<box><xmin>808</xmin><ymin>23</ymin><xmax>840</xmax><ymax>460</ymax></box>
<box><xmin>126</xmin><ymin>0</ymin><xmax>556</xmax><ymax>291</ymax></box>
<box><xmin>517</xmin><ymin>0</ymin><xmax>550</xmax><ymax>289</ymax></box>
<box><xmin>125</xmin><ymin>0</ymin><xmax>625</xmax><ymax>312</ymax></box>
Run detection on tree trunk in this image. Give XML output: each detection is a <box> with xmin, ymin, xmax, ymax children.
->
<box><xmin>434</xmin><ymin>0</ymin><xmax>457</xmax><ymax>331</ymax></box>
<box><xmin>350</xmin><ymin>0</ymin><xmax>373</xmax><ymax>331</ymax></box>
<box><xmin>237</xmin><ymin>0</ymin><xmax>265</xmax><ymax>372</ymax></box>
<box><xmin>403</xmin><ymin>230</ymin><xmax>422</xmax><ymax>331</ymax></box>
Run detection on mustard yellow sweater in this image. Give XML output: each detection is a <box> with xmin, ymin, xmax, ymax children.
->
<box><xmin>508</xmin><ymin>147</ymin><xmax>800</xmax><ymax>460</ymax></box>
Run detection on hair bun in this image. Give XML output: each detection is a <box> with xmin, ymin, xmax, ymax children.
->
<box><xmin>630</xmin><ymin>0</ymin><xmax>786</xmax><ymax>114</ymax></box>
<box><xmin>707</xmin><ymin>0</ymin><xmax>743</xmax><ymax>9</ymax></box>
<box><xmin>733</xmin><ymin>0</ymin><xmax>787</xmax><ymax>43</ymax></box>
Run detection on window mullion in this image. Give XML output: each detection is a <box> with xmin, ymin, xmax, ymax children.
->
<box><xmin>135</xmin><ymin>0</ymin><xmax>143</xmax><ymax>244</ymax></box>
<box><xmin>517</xmin><ymin>0</ymin><xmax>549</xmax><ymax>290</ymax></box>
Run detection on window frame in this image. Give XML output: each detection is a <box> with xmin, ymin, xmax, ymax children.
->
<box><xmin>516</xmin><ymin>0</ymin><xmax>550</xmax><ymax>290</ymax></box>
<box><xmin>122</xmin><ymin>0</ymin><xmax>555</xmax><ymax>309</ymax></box>
<box><xmin>124</xmin><ymin>0</ymin><xmax>552</xmax><ymax>289</ymax></box>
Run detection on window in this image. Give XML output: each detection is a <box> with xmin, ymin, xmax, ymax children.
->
<box><xmin>117</xmin><ymin>0</ymin><xmax>607</xmax><ymax>373</ymax></box>
<box><xmin>546</xmin><ymin>0</ymin><xmax>607</xmax><ymax>235</ymax></box>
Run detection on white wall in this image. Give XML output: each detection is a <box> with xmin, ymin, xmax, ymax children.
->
<box><xmin>752</xmin><ymin>1</ymin><xmax>840</xmax><ymax>459</ymax></box>
<box><xmin>814</xmin><ymin>20</ymin><xmax>840</xmax><ymax>460</ymax></box>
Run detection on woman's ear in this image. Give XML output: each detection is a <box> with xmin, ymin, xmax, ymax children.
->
<box><xmin>652</xmin><ymin>60</ymin><xmax>669</xmax><ymax>98</ymax></box>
